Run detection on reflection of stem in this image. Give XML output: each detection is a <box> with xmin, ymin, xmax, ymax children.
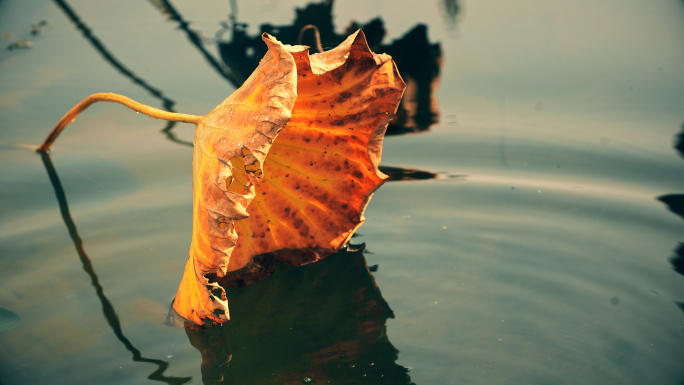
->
<box><xmin>37</xmin><ymin>93</ymin><xmax>201</xmax><ymax>152</ymax></box>
<box><xmin>52</xmin><ymin>0</ymin><xmax>174</xmax><ymax>107</ymax></box>
<box><xmin>229</xmin><ymin>0</ymin><xmax>238</xmax><ymax>27</ymax></box>
<box><xmin>51</xmin><ymin>0</ymin><xmax>193</xmax><ymax>147</ymax></box>
<box><xmin>156</xmin><ymin>0</ymin><xmax>243</xmax><ymax>87</ymax></box>
<box><xmin>160</xmin><ymin>121</ymin><xmax>194</xmax><ymax>148</ymax></box>
<box><xmin>40</xmin><ymin>152</ymin><xmax>192</xmax><ymax>385</ymax></box>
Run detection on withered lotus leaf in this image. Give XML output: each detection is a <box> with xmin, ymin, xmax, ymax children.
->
<box><xmin>178</xmin><ymin>30</ymin><xmax>405</xmax><ymax>325</ymax></box>
<box><xmin>178</xmin><ymin>30</ymin><xmax>404</xmax><ymax>325</ymax></box>
<box><xmin>172</xmin><ymin>34</ymin><xmax>298</xmax><ymax>325</ymax></box>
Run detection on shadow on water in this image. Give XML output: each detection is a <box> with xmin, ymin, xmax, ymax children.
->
<box><xmin>39</xmin><ymin>152</ymin><xmax>192</xmax><ymax>385</ymax></box>
<box><xmin>181</xmin><ymin>244</ymin><xmax>414</xmax><ymax>385</ymax></box>
<box><xmin>657</xmin><ymin>123</ymin><xmax>684</xmax><ymax>327</ymax></box>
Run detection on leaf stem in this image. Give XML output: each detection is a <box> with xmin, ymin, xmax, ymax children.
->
<box><xmin>297</xmin><ymin>25</ymin><xmax>324</xmax><ymax>53</ymax></box>
<box><xmin>37</xmin><ymin>92</ymin><xmax>203</xmax><ymax>152</ymax></box>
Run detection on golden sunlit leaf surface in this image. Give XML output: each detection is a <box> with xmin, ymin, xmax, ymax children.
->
<box><xmin>174</xmin><ymin>30</ymin><xmax>405</xmax><ymax>326</ymax></box>
<box><xmin>227</xmin><ymin>31</ymin><xmax>406</xmax><ymax>275</ymax></box>
<box><xmin>173</xmin><ymin>34</ymin><xmax>298</xmax><ymax>325</ymax></box>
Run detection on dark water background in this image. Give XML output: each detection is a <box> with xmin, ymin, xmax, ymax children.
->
<box><xmin>1</xmin><ymin>0</ymin><xmax>684</xmax><ymax>384</ymax></box>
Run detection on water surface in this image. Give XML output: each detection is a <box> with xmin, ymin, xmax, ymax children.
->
<box><xmin>1</xmin><ymin>0</ymin><xmax>683</xmax><ymax>384</ymax></box>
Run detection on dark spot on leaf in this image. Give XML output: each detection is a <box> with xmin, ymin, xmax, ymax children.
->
<box><xmin>331</xmin><ymin>112</ymin><xmax>361</xmax><ymax>126</ymax></box>
<box><xmin>355</xmin><ymin>57</ymin><xmax>376</xmax><ymax>74</ymax></box>
<box><xmin>293</xmin><ymin>218</ymin><xmax>303</xmax><ymax>229</ymax></box>
<box><xmin>336</xmin><ymin>91</ymin><xmax>352</xmax><ymax>103</ymax></box>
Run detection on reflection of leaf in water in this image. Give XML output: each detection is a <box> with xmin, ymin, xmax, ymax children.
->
<box><xmin>379</xmin><ymin>165</ymin><xmax>438</xmax><ymax>181</ymax></box>
<box><xmin>675</xmin><ymin>123</ymin><xmax>684</xmax><ymax>159</ymax></box>
<box><xmin>441</xmin><ymin>0</ymin><xmax>461</xmax><ymax>28</ymax></box>
<box><xmin>0</xmin><ymin>307</ymin><xmax>21</xmax><ymax>334</ymax></box>
<box><xmin>40</xmin><ymin>153</ymin><xmax>191</xmax><ymax>385</ymax></box>
<box><xmin>670</xmin><ymin>243</ymin><xmax>684</xmax><ymax>277</ymax></box>
<box><xmin>383</xmin><ymin>25</ymin><xmax>442</xmax><ymax>135</ymax></box>
<box><xmin>658</xmin><ymin>194</ymin><xmax>684</xmax><ymax>219</ymax></box>
<box><xmin>658</xmin><ymin>123</ymin><xmax>684</xmax><ymax>318</ymax></box>
<box><xmin>184</xmin><ymin>245</ymin><xmax>413</xmax><ymax>385</ymax></box>
<box><xmin>657</xmin><ymin>123</ymin><xmax>684</xmax><ymax>277</ymax></box>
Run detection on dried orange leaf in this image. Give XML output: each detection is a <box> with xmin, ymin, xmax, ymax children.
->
<box><xmin>172</xmin><ymin>33</ymin><xmax>298</xmax><ymax>325</ymax></box>
<box><xmin>226</xmin><ymin>30</ymin><xmax>406</xmax><ymax>273</ymax></box>
<box><xmin>175</xmin><ymin>30</ymin><xmax>404</xmax><ymax>326</ymax></box>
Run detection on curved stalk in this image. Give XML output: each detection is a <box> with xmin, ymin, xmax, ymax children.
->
<box><xmin>37</xmin><ymin>92</ymin><xmax>203</xmax><ymax>153</ymax></box>
<box><xmin>297</xmin><ymin>25</ymin><xmax>324</xmax><ymax>53</ymax></box>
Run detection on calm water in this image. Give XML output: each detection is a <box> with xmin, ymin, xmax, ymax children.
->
<box><xmin>1</xmin><ymin>0</ymin><xmax>684</xmax><ymax>384</ymax></box>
